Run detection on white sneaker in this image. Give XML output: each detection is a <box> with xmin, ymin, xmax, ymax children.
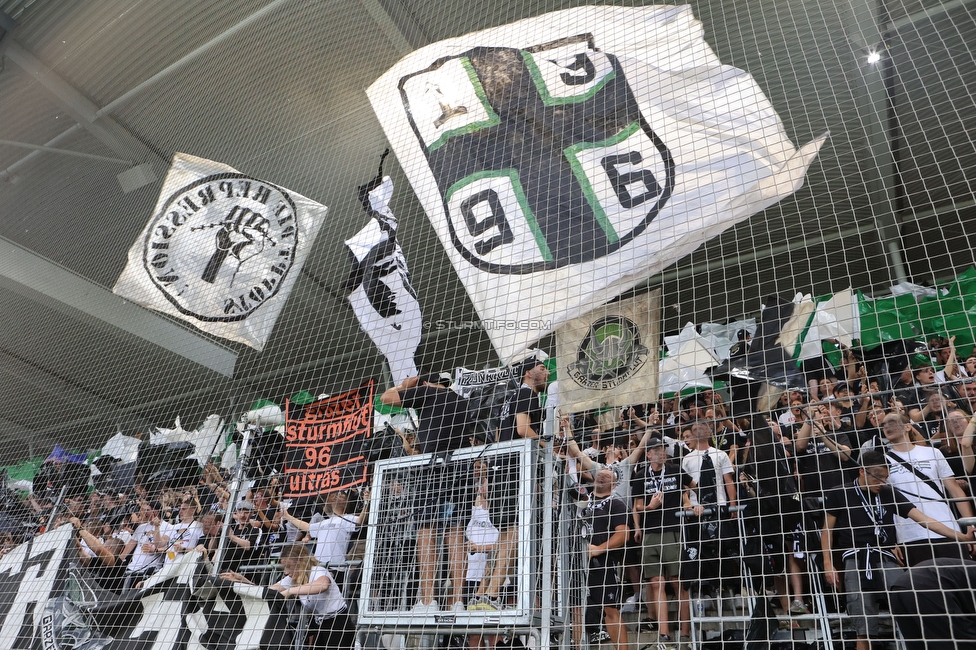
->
<box><xmin>620</xmin><ymin>594</ymin><xmax>638</xmax><ymax>614</ymax></box>
<box><xmin>449</xmin><ymin>600</ymin><xmax>465</xmax><ymax>613</ymax></box>
<box><xmin>411</xmin><ymin>600</ymin><xmax>439</xmax><ymax>614</ymax></box>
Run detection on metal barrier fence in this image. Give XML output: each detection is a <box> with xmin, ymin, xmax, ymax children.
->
<box><xmin>358</xmin><ymin>439</ymin><xmax>541</xmax><ymax>630</ymax></box>
<box><xmin>223</xmin><ymin>434</ymin><xmax>971</xmax><ymax>649</ymax></box>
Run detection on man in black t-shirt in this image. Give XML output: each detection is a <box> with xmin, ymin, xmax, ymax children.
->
<box><xmin>889</xmin><ymin>558</ymin><xmax>976</xmax><ymax>650</ymax></box>
<box><xmin>221</xmin><ymin>501</ymin><xmax>261</xmax><ymax>574</ymax></box>
<box><xmin>382</xmin><ymin>373</ymin><xmax>468</xmax><ymax>455</ymax></box>
<box><xmin>632</xmin><ymin>439</ymin><xmax>693</xmax><ymax>640</ymax></box>
<box><xmin>795</xmin><ymin>401</ymin><xmax>855</xmax><ymax>499</ymax></box>
<box><xmin>195</xmin><ymin>512</ymin><xmax>222</xmax><ymax>559</ymax></box>
<box><xmin>897</xmin><ymin>361</ymin><xmax>942</xmax><ymax>430</ymax></box>
<box><xmin>469</xmin><ymin>356</ymin><xmax>548</xmax><ymax>611</ymax></box>
<box><xmin>249</xmin><ymin>489</ymin><xmax>281</xmax><ymax>559</ymax></box>
<box><xmin>70</xmin><ymin>517</ymin><xmax>126</xmax><ymax>593</ymax></box>
<box><xmin>586</xmin><ymin>469</ymin><xmax>630</xmax><ymax>649</ymax></box>
<box><xmin>381</xmin><ymin>371</ymin><xmax>471</xmax><ymax>612</ymax></box>
<box><xmin>822</xmin><ymin>451</ymin><xmax>972</xmax><ymax>649</ymax></box>
<box><xmin>833</xmin><ymin>381</ymin><xmax>875</xmax><ymax>446</ymax></box>
<box><xmin>496</xmin><ymin>359</ymin><xmax>547</xmax><ymax>443</ymax></box>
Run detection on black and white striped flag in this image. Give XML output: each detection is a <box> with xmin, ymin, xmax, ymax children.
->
<box><xmin>0</xmin><ymin>525</ymin><xmax>293</xmax><ymax>649</ymax></box>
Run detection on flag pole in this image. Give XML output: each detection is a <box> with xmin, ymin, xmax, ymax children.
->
<box><xmin>540</xmin><ymin>404</ymin><xmax>555</xmax><ymax>650</ymax></box>
<box><xmin>211</xmin><ymin>424</ymin><xmax>254</xmax><ymax>574</ymax></box>
<box><xmin>46</xmin><ymin>484</ymin><xmax>68</xmax><ymax>532</ymax></box>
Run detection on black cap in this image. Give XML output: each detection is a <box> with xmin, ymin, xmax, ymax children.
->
<box><xmin>516</xmin><ymin>357</ymin><xmax>545</xmax><ymax>379</ymax></box>
<box><xmin>646</xmin><ymin>437</ymin><xmax>665</xmax><ymax>449</ymax></box>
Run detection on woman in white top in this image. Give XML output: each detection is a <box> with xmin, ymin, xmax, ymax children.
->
<box><xmin>222</xmin><ymin>543</ymin><xmax>351</xmax><ymax>649</ymax></box>
<box><xmin>280</xmin><ymin>490</ymin><xmax>368</xmax><ymax>591</ymax></box>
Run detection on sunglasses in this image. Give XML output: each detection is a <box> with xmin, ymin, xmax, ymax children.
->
<box><xmin>864</xmin><ymin>469</ymin><xmax>889</xmax><ymax>483</ymax></box>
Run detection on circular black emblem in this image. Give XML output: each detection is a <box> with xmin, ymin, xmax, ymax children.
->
<box><xmin>143</xmin><ymin>173</ymin><xmax>298</xmax><ymax>322</ymax></box>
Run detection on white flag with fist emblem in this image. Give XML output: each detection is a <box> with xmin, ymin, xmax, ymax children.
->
<box><xmin>114</xmin><ymin>153</ymin><xmax>328</xmax><ymax>351</ymax></box>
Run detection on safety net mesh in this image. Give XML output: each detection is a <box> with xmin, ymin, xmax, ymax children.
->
<box><xmin>0</xmin><ymin>0</ymin><xmax>974</xmax><ymax>648</ymax></box>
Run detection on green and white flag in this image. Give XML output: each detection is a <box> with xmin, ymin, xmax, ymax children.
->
<box><xmin>114</xmin><ymin>153</ymin><xmax>328</xmax><ymax>351</ymax></box>
<box><xmin>367</xmin><ymin>5</ymin><xmax>824</xmax><ymax>363</ymax></box>
<box><xmin>555</xmin><ymin>290</ymin><xmax>660</xmax><ymax>413</ymax></box>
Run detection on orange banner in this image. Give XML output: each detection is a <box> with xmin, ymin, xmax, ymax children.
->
<box><xmin>283</xmin><ymin>380</ymin><xmax>373</xmax><ymax>498</ymax></box>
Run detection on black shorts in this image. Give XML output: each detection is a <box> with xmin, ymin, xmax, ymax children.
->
<box><xmin>412</xmin><ymin>460</ymin><xmax>474</xmax><ymax>526</ymax></box>
<box><xmin>623</xmin><ymin>531</ymin><xmax>642</xmax><ymax>565</ymax></box>
<box><xmin>486</xmin><ymin>455</ymin><xmax>521</xmax><ymax>528</ymax></box>
<box><xmin>587</xmin><ymin>561</ymin><xmax>621</xmax><ymax>608</ymax></box>
<box><xmin>308</xmin><ymin>608</ymin><xmax>353</xmax><ymax>650</ymax></box>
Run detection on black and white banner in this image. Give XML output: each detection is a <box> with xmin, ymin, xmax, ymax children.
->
<box><xmin>0</xmin><ymin>525</ymin><xmax>292</xmax><ymax>649</ymax></box>
<box><xmin>555</xmin><ymin>290</ymin><xmax>660</xmax><ymax>413</ymax></box>
<box><xmin>345</xmin><ymin>176</ymin><xmax>422</xmax><ymax>383</ymax></box>
<box><xmin>114</xmin><ymin>153</ymin><xmax>328</xmax><ymax>351</ymax></box>
<box><xmin>452</xmin><ymin>365</ymin><xmax>517</xmax><ymax>397</ymax></box>
<box><xmin>367</xmin><ymin>5</ymin><xmax>824</xmax><ymax>363</ymax></box>
<box><xmin>0</xmin><ymin>524</ymin><xmax>73</xmax><ymax>646</ymax></box>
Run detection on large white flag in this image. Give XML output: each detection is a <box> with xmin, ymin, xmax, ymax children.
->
<box><xmin>345</xmin><ymin>176</ymin><xmax>423</xmax><ymax>383</ymax></box>
<box><xmin>556</xmin><ymin>290</ymin><xmax>660</xmax><ymax>413</ymax></box>
<box><xmin>367</xmin><ymin>5</ymin><xmax>825</xmax><ymax>363</ymax></box>
<box><xmin>114</xmin><ymin>152</ymin><xmax>328</xmax><ymax>351</ymax></box>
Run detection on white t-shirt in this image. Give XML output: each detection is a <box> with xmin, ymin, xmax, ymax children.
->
<box><xmin>308</xmin><ymin>514</ymin><xmax>358</xmax><ymax>567</ymax></box>
<box><xmin>278</xmin><ymin>565</ymin><xmax>345</xmax><ymax>621</ymax></box>
<box><xmin>545</xmin><ymin>381</ymin><xmax>560</xmax><ymax>422</ymax></box>
<box><xmin>885</xmin><ymin>445</ymin><xmax>961</xmax><ymax>543</ymax></box>
<box><xmin>79</xmin><ymin>537</ymin><xmax>96</xmax><ymax>559</ymax></box>
<box><xmin>565</xmin><ymin>457</ymin><xmax>584</xmax><ymax>493</ymax></box>
<box><xmin>859</xmin><ymin>434</ymin><xmax>888</xmax><ymax>457</ymax></box>
<box><xmin>126</xmin><ymin>523</ymin><xmax>162</xmax><ymax>573</ymax></box>
<box><xmin>159</xmin><ymin>520</ymin><xmax>203</xmax><ymax>565</ymax></box>
<box><xmin>465</xmin><ymin>505</ymin><xmax>499</xmax><ymax>582</ymax></box>
<box><xmin>936</xmin><ymin>366</ymin><xmax>968</xmax><ymax>384</ymax></box>
<box><xmin>112</xmin><ymin>529</ymin><xmax>132</xmax><ymax>545</ymax></box>
<box><xmin>681</xmin><ymin>447</ymin><xmax>734</xmax><ymax>506</ymax></box>
<box><xmin>777</xmin><ymin>410</ymin><xmax>797</xmax><ymax>428</ymax></box>
<box><xmin>582</xmin><ymin>446</ymin><xmax>601</xmax><ymax>461</ymax></box>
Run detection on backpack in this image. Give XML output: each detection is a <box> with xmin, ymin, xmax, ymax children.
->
<box><xmin>464</xmin><ymin>380</ymin><xmax>518</xmax><ymax>442</ymax></box>
<box><xmin>697</xmin><ymin>450</ymin><xmax>719</xmax><ymax>507</ymax></box>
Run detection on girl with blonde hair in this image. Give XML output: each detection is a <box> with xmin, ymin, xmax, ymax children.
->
<box><xmin>221</xmin><ymin>543</ymin><xmax>351</xmax><ymax>648</ymax></box>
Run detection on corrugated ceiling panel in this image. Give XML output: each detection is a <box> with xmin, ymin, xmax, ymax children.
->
<box><xmin>890</xmin><ymin>3</ymin><xmax>976</xmax><ymax>214</ymax></box>
<box><xmin>14</xmin><ymin>0</ymin><xmax>271</xmax><ymax>104</ymax></box>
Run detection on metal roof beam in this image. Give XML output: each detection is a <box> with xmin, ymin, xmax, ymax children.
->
<box><xmin>0</xmin><ymin>349</ymin><xmax>118</xmax><ymax>421</ymax></box>
<box><xmin>0</xmin><ymin>416</ymin><xmax>34</xmax><ymax>464</ymax></box>
<box><xmin>840</xmin><ymin>0</ymin><xmax>906</xmax><ymax>284</ymax></box>
<box><xmin>0</xmin><ymin>236</ymin><xmax>237</xmax><ymax>378</ymax></box>
<box><xmin>0</xmin><ymin>37</ymin><xmax>165</xmax><ymax>191</ymax></box>
<box><xmin>362</xmin><ymin>0</ymin><xmax>413</xmax><ymax>56</ymax></box>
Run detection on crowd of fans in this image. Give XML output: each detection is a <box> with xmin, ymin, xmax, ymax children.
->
<box><xmin>1</xmin><ymin>336</ymin><xmax>975</xmax><ymax>649</ymax></box>
<box><xmin>544</xmin><ymin>336</ymin><xmax>976</xmax><ymax>650</ymax></box>
<box><xmin>13</xmin><ymin>463</ymin><xmax>367</xmax><ymax>648</ymax></box>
